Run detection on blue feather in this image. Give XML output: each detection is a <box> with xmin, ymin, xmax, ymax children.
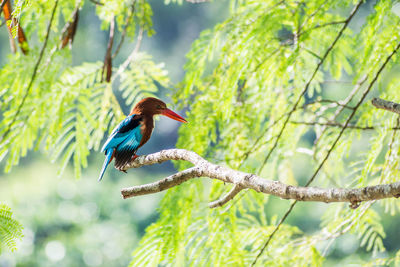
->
<box><xmin>98</xmin><ymin>148</ymin><xmax>113</xmax><ymax>181</ymax></box>
<box><xmin>101</xmin><ymin>115</ymin><xmax>142</xmax><ymax>151</ymax></box>
<box><xmin>99</xmin><ymin>114</ymin><xmax>143</xmax><ymax>180</ymax></box>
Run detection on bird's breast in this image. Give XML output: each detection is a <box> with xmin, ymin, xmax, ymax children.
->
<box><xmin>138</xmin><ymin>117</ymin><xmax>154</xmax><ymax>148</ymax></box>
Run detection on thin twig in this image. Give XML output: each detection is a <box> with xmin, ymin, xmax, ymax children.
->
<box><xmin>112</xmin><ymin>0</ymin><xmax>137</xmax><ymax>59</ymax></box>
<box><xmin>112</xmin><ymin>27</ymin><xmax>144</xmax><ymax>81</ymax></box>
<box><xmin>0</xmin><ymin>0</ymin><xmax>59</xmax><ymax>142</ymax></box>
<box><xmin>290</xmin><ymin>120</ymin><xmax>400</xmax><ymax>130</ymax></box>
<box><xmin>314</xmin><ymin>75</ymin><xmax>367</xmax><ymax>149</ymax></box>
<box><xmin>209</xmin><ymin>185</ymin><xmax>243</xmax><ymax>208</ymax></box>
<box><xmin>298</xmin><ymin>20</ymin><xmax>347</xmax><ymax>37</ymax></box>
<box><xmin>300</xmin><ymin>2</ymin><xmax>328</xmax><ymax>31</ymax></box>
<box><xmin>88</xmin><ymin>0</ymin><xmax>104</xmax><ymax>5</ymax></box>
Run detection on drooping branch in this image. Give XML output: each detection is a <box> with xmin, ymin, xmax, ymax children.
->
<box><xmin>120</xmin><ymin>149</ymin><xmax>400</xmax><ymax>203</ymax></box>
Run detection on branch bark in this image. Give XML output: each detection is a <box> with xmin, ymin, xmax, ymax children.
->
<box><xmin>120</xmin><ymin>149</ymin><xmax>400</xmax><ymax>204</ymax></box>
<box><xmin>208</xmin><ymin>185</ymin><xmax>243</xmax><ymax>208</ymax></box>
<box><xmin>372</xmin><ymin>98</ymin><xmax>400</xmax><ymax>114</ymax></box>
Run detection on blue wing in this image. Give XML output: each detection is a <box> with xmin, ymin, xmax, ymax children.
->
<box><xmin>100</xmin><ymin>114</ymin><xmax>143</xmax><ymax>170</ymax></box>
<box><xmin>101</xmin><ymin>114</ymin><xmax>143</xmax><ymax>153</ymax></box>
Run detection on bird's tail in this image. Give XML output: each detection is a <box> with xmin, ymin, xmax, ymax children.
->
<box><xmin>98</xmin><ymin>148</ymin><xmax>114</xmax><ymax>181</ymax></box>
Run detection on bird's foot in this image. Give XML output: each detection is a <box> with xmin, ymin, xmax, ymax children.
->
<box><xmin>131</xmin><ymin>154</ymin><xmax>139</xmax><ymax>161</ymax></box>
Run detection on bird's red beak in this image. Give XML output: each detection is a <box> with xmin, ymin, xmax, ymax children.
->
<box><xmin>161</xmin><ymin>108</ymin><xmax>187</xmax><ymax>123</ymax></box>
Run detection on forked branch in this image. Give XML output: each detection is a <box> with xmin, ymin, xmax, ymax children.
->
<box><xmin>120</xmin><ymin>149</ymin><xmax>400</xmax><ymax>206</ymax></box>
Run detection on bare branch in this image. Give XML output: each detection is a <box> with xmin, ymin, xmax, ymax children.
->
<box><xmin>372</xmin><ymin>98</ymin><xmax>400</xmax><ymax>114</ymax></box>
<box><xmin>120</xmin><ymin>149</ymin><xmax>400</xmax><ymax>203</ymax></box>
<box><xmin>121</xmin><ymin>167</ymin><xmax>202</xmax><ymax>198</ymax></box>
<box><xmin>209</xmin><ymin>185</ymin><xmax>243</xmax><ymax>208</ymax></box>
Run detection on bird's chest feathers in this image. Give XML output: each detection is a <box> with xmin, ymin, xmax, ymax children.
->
<box><xmin>139</xmin><ymin>117</ymin><xmax>154</xmax><ymax>147</ymax></box>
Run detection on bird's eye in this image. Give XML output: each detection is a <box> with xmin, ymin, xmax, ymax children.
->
<box><xmin>157</xmin><ymin>105</ymin><xmax>162</xmax><ymax>109</ymax></box>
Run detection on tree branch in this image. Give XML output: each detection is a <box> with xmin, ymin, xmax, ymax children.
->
<box><xmin>290</xmin><ymin>120</ymin><xmax>400</xmax><ymax>130</ymax></box>
<box><xmin>120</xmin><ymin>149</ymin><xmax>400</xmax><ymax>203</ymax></box>
<box><xmin>121</xmin><ymin>167</ymin><xmax>202</xmax><ymax>198</ymax></box>
<box><xmin>88</xmin><ymin>0</ymin><xmax>104</xmax><ymax>5</ymax></box>
<box><xmin>209</xmin><ymin>185</ymin><xmax>243</xmax><ymax>208</ymax></box>
<box><xmin>372</xmin><ymin>98</ymin><xmax>400</xmax><ymax>114</ymax></box>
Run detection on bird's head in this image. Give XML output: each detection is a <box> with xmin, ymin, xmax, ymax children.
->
<box><xmin>130</xmin><ymin>97</ymin><xmax>187</xmax><ymax>123</ymax></box>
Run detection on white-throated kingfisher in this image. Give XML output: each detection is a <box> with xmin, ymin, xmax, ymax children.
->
<box><xmin>98</xmin><ymin>97</ymin><xmax>187</xmax><ymax>181</ymax></box>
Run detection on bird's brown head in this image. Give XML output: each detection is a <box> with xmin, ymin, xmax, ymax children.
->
<box><xmin>130</xmin><ymin>97</ymin><xmax>187</xmax><ymax>123</ymax></box>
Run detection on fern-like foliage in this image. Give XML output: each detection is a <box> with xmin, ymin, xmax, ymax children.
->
<box><xmin>0</xmin><ymin>203</ymin><xmax>23</xmax><ymax>253</ymax></box>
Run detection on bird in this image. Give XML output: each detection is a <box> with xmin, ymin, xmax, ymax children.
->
<box><xmin>98</xmin><ymin>97</ymin><xmax>187</xmax><ymax>181</ymax></box>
